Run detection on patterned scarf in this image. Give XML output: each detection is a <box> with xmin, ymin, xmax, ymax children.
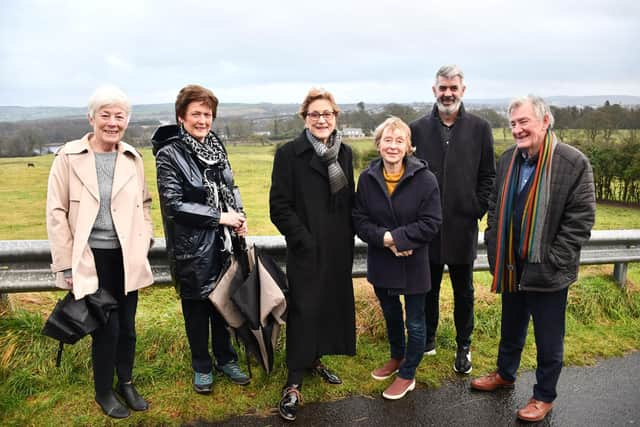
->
<box><xmin>491</xmin><ymin>129</ymin><xmax>557</xmax><ymax>293</ymax></box>
<box><xmin>179</xmin><ymin>125</ymin><xmax>240</xmax><ymax>252</ymax></box>
<box><xmin>306</xmin><ymin>128</ymin><xmax>348</xmax><ymax>194</ymax></box>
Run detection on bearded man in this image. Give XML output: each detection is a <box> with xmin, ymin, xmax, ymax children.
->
<box><xmin>410</xmin><ymin>65</ymin><xmax>496</xmax><ymax>374</ymax></box>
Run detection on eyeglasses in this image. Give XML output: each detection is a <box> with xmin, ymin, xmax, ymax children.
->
<box><xmin>305</xmin><ymin>111</ymin><xmax>335</xmax><ymax>121</ymax></box>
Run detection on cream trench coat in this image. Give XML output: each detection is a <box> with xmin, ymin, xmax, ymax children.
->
<box><xmin>46</xmin><ymin>133</ymin><xmax>154</xmax><ymax>299</ymax></box>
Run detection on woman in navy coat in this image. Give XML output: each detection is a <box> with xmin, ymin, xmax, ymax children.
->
<box><xmin>353</xmin><ymin>117</ymin><xmax>441</xmax><ymax>400</ymax></box>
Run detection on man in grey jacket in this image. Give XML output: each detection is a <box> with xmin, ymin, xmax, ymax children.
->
<box><xmin>471</xmin><ymin>95</ymin><xmax>596</xmax><ymax>422</ymax></box>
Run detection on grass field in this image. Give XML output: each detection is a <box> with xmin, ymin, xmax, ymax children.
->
<box><xmin>1</xmin><ymin>141</ymin><xmax>638</xmax><ymax>240</ymax></box>
<box><xmin>0</xmin><ymin>143</ymin><xmax>639</xmax><ymax>425</ymax></box>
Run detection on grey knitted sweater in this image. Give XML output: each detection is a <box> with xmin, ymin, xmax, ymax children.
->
<box><xmin>89</xmin><ymin>151</ymin><xmax>120</xmax><ymax>249</ymax></box>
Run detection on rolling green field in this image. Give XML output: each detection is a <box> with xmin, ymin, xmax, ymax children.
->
<box><xmin>1</xmin><ymin>143</ymin><xmax>639</xmax><ymax>425</ymax></box>
<box><xmin>0</xmin><ymin>141</ymin><xmax>638</xmax><ymax>240</ymax></box>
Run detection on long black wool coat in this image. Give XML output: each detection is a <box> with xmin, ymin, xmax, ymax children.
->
<box><xmin>410</xmin><ymin>104</ymin><xmax>496</xmax><ymax>264</ymax></box>
<box><xmin>269</xmin><ymin>131</ymin><xmax>356</xmax><ymax>371</ymax></box>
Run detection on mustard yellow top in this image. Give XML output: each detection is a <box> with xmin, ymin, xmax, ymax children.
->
<box><xmin>383</xmin><ymin>164</ymin><xmax>405</xmax><ymax>195</ymax></box>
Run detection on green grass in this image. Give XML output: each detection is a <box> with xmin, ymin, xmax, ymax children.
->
<box><xmin>1</xmin><ymin>144</ymin><xmax>639</xmax><ymax>425</ymax></box>
<box><xmin>1</xmin><ymin>143</ymin><xmax>639</xmax><ymax>239</ymax></box>
<box><xmin>1</xmin><ymin>265</ymin><xmax>639</xmax><ymax>426</ymax></box>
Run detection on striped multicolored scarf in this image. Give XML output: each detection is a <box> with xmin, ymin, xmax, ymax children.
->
<box><xmin>491</xmin><ymin>129</ymin><xmax>557</xmax><ymax>293</ymax></box>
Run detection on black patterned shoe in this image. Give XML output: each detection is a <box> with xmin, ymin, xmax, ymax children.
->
<box><xmin>313</xmin><ymin>363</ymin><xmax>342</xmax><ymax>384</ymax></box>
<box><xmin>278</xmin><ymin>385</ymin><xmax>302</xmax><ymax>421</ymax></box>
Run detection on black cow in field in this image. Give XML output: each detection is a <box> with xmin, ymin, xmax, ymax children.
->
<box><xmin>27</xmin><ymin>163</ymin><xmax>35</xmax><ymax>167</ymax></box>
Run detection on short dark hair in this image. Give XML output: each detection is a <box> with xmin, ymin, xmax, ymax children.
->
<box><xmin>175</xmin><ymin>84</ymin><xmax>219</xmax><ymax>124</ymax></box>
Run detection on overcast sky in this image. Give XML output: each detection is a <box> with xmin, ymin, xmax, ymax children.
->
<box><xmin>1</xmin><ymin>0</ymin><xmax>639</xmax><ymax>107</ymax></box>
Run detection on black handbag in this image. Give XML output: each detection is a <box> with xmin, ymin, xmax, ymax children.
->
<box><xmin>42</xmin><ymin>288</ymin><xmax>118</xmax><ymax>366</ymax></box>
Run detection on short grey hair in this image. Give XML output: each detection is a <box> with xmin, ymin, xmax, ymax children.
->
<box><xmin>88</xmin><ymin>85</ymin><xmax>131</xmax><ymax>119</ymax></box>
<box><xmin>508</xmin><ymin>95</ymin><xmax>555</xmax><ymax>129</ymax></box>
<box><xmin>435</xmin><ymin>65</ymin><xmax>464</xmax><ymax>83</ymax></box>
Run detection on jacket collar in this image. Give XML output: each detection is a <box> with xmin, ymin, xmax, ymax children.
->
<box><xmin>64</xmin><ymin>133</ymin><xmax>140</xmax><ymax>158</ymax></box>
<box><xmin>292</xmin><ymin>130</ymin><xmax>329</xmax><ymax>178</ymax></box>
<box><xmin>292</xmin><ymin>130</ymin><xmax>313</xmax><ymax>156</ymax></box>
<box><xmin>65</xmin><ymin>133</ymin><xmax>138</xmax><ymax>201</ymax></box>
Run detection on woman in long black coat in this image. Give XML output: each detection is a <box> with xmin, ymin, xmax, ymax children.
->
<box><xmin>269</xmin><ymin>88</ymin><xmax>356</xmax><ymax>421</ymax></box>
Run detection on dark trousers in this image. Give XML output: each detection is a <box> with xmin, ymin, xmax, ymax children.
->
<box><xmin>91</xmin><ymin>248</ymin><xmax>138</xmax><ymax>395</ymax></box>
<box><xmin>181</xmin><ymin>298</ymin><xmax>237</xmax><ymax>374</ymax></box>
<box><xmin>375</xmin><ymin>288</ymin><xmax>426</xmax><ymax>380</ymax></box>
<box><xmin>425</xmin><ymin>263</ymin><xmax>474</xmax><ymax>348</ymax></box>
<box><xmin>497</xmin><ymin>288</ymin><xmax>568</xmax><ymax>403</ymax></box>
<box><xmin>286</xmin><ymin>369</ymin><xmax>305</xmax><ymax>388</ymax></box>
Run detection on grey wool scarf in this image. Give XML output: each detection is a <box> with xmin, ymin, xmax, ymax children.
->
<box><xmin>306</xmin><ymin>128</ymin><xmax>348</xmax><ymax>194</ymax></box>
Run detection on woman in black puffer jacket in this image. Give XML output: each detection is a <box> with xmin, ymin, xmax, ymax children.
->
<box><xmin>152</xmin><ymin>84</ymin><xmax>249</xmax><ymax>394</ymax></box>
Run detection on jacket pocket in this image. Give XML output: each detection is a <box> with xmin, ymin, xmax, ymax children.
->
<box><xmin>520</xmin><ymin>262</ymin><xmax>562</xmax><ymax>289</ymax></box>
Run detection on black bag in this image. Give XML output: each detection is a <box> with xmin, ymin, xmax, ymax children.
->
<box><xmin>42</xmin><ymin>289</ymin><xmax>118</xmax><ymax>366</ymax></box>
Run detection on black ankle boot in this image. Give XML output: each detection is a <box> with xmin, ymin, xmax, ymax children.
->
<box><xmin>95</xmin><ymin>390</ymin><xmax>129</xmax><ymax>419</ymax></box>
<box><xmin>116</xmin><ymin>382</ymin><xmax>149</xmax><ymax>411</ymax></box>
<box><xmin>278</xmin><ymin>384</ymin><xmax>302</xmax><ymax>421</ymax></box>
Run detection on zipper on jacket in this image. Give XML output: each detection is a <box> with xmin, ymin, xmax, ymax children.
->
<box><xmin>440</xmin><ymin>134</ymin><xmax>449</xmax><ymax>255</ymax></box>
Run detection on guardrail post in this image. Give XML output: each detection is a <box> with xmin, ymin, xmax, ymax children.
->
<box><xmin>0</xmin><ymin>292</ymin><xmax>8</xmax><ymax>312</ymax></box>
<box><xmin>613</xmin><ymin>263</ymin><xmax>628</xmax><ymax>288</ymax></box>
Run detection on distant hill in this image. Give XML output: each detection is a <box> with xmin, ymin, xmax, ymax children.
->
<box><xmin>0</xmin><ymin>103</ymin><xmax>304</xmax><ymax>123</ymax></box>
<box><xmin>2</xmin><ymin>96</ymin><xmax>638</xmax><ymax>122</ymax></box>
<box><xmin>465</xmin><ymin>95</ymin><xmax>640</xmax><ymax>108</ymax></box>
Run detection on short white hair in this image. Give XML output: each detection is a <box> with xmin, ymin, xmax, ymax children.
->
<box><xmin>508</xmin><ymin>95</ymin><xmax>555</xmax><ymax>129</ymax></box>
<box><xmin>88</xmin><ymin>85</ymin><xmax>131</xmax><ymax>119</ymax></box>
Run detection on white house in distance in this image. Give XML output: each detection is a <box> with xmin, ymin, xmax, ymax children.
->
<box><xmin>342</xmin><ymin>127</ymin><xmax>365</xmax><ymax>138</ymax></box>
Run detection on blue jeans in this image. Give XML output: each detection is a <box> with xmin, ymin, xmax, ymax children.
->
<box><xmin>375</xmin><ymin>288</ymin><xmax>426</xmax><ymax>380</ymax></box>
<box><xmin>497</xmin><ymin>288</ymin><xmax>568</xmax><ymax>403</ymax></box>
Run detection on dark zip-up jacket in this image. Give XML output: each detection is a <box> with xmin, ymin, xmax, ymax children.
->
<box><xmin>353</xmin><ymin>156</ymin><xmax>442</xmax><ymax>294</ymax></box>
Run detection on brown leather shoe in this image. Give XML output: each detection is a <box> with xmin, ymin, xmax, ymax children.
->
<box><xmin>517</xmin><ymin>398</ymin><xmax>553</xmax><ymax>422</ymax></box>
<box><xmin>371</xmin><ymin>358</ymin><xmax>403</xmax><ymax>381</ymax></box>
<box><xmin>470</xmin><ymin>371</ymin><xmax>515</xmax><ymax>391</ymax></box>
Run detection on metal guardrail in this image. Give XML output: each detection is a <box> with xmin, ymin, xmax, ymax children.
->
<box><xmin>0</xmin><ymin>230</ymin><xmax>639</xmax><ymax>294</ymax></box>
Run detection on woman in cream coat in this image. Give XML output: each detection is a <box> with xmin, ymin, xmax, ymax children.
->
<box><xmin>46</xmin><ymin>86</ymin><xmax>154</xmax><ymax>419</ymax></box>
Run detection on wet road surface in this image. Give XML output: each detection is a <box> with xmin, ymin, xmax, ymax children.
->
<box><xmin>195</xmin><ymin>352</ymin><xmax>639</xmax><ymax>426</ymax></box>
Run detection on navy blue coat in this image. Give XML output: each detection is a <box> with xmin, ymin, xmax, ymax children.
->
<box><xmin>353</xmin><ymin>156</ymin><xmax>442</xmax><ymax>294</ymax></box>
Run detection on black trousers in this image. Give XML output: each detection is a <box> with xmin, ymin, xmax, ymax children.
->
<box><xmin>91</xmin><ymin>248</ymin><xmax>138</xmax><ymax>395</ymax></box>
<box><xmin>425</xmin><ymin>263</ymin><xmax>474</xmax><ymax>348</ymax></box>
<box><xmin>497</xmin><ymin>288</ymin><xmax>568</xmax><ymax>403</ymax></box>
<box><xmin>181</xmin><ymin>298</ymin><xmax>237</xmax><ymax>374</ymax></box>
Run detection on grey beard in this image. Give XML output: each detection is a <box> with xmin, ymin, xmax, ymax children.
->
<box><xmin>436</xmin><ymin>99</ymin><xmax>461</xmax><ymax>116</ymax></box>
